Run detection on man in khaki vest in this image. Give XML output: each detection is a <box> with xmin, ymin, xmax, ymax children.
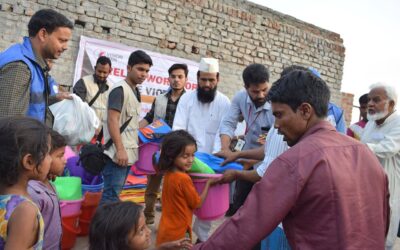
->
<box><xmin>100</xmin><ymin>50</ymin><xmax>153</xmax><ymax>204</ymax></box>
<box><xmin>73</xmin><ymin>56</ymin><xmax>112</xmax><ymax>130</ymax></box>
<box><xmin>139</xmin><ymin>63</ymin><xmax>188</xmax><ymax>224</ymax></box>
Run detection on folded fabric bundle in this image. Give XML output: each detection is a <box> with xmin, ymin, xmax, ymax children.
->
<box><xmin>120</xmin><ymin>189</ymin><xmax>146</xmax><ymax>203</ymax></box>
<box><xmin>126</xmin><ymin>174</ymin><xmax>147</xmax><ymax>185</ymax></box>
<box><xmin>153</xmin><ymin>151</ymin><xmax>242</xmax><ymax>173</ymax></box>
<box><xmin>123</xmin><ymin>184</ymin><xmax>147</xmax><ymax>189</ymax></box>
<box><xmin>194</xmin><ymin>152</ymin><xmax>243</xmax><ymax>173</ymax></box>
<box><xmin>138</xmin><ymin>119</ymin><xmax>171</xmax><ymax>143</ymax></box>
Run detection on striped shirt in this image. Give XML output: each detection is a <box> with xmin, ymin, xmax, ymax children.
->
<box><xmin>256</xmin><ymin>127</ymin><xmax>289</xmax><ymax>177</ymax></box>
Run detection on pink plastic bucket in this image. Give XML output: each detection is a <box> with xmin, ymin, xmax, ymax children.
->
<box><xmin>135</xmin><ymin>142</ymin><xmax>159</xmax><ymax>174</ymax></box>
<box><xmin>64</xmin><ymin>146</ymin><xmax>77</xmax><ymax>160</ymax></box>
<box><xmin>60</xmin><ymin>199</ymin><xmax>83</xmax><ymax>217</ymax></box>
<box><xmin>190</xmin><ymin>173</ymin><xmax>229</xmax><ymax>221</ymax></box>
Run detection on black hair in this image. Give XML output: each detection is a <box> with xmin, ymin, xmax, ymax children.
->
<box><xmin>267</xmin><ymin>70</ymin><xmax>330</xmax><ymax>118</ymax></box>
<box><xmin>50</xmin><ymin>130</ymin><xmax>66</xmax><ymax>153</ymax></box>
<box><xmin>242</xmin><ymin>63</ymin><xmax>270</xmax><ymax>87</ymax></box>
<box><xmin>128</xmin><ymin>50</ymin><xmax>153</xmax><ymax>67</ymax></box>
<box><xmin>89</xmin><ymin>201</ymin><xmax>143</xmax><ymax>250</ymax></box>
<box><xmin>0</xmin><ymin>117</ymin><xmax>50</xmax><ymax>186</ymax></box>
<box><xmin>280</xmin><ymin>65</ymin><xmax>308</xmax><ymax>78</ymax></box>
<box><xmin>158</xmin><ymin>130</ymin><xmax>197</xmax><ymax>172</ymax></box>
<box><xmin>96</xmin><ymin>56</ymin><xmax>112</xmax><ymax>67</ymax></box>
<box><xmin>28</xmin><ymin>9</ymin><xmax>73</xmax><ymax>37</ymax></box>
<box><xmin>359</xmin><ymin>93</ymin><xmax>369</xmax><ymax>105</ymax></box>
<box><xmin>168</xmin><ymin>63</ymin><xmax>188</xmax><ymax>77</ymax></box>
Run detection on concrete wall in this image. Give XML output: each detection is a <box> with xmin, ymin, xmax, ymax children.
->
<box><xmin>0</xmin><ymin>0</ymin><xmax>345</xmax><ymax>102</ymax></box>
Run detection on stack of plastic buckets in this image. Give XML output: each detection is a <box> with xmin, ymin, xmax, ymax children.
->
<box><xmin>79</xmin><ymin>176</ymin><xmax>104</xmax><ymax>236</ymax></box>
<box><xmin>53</xmin><ymin>176</ymin><xmax>83</xmax><ymax>250</ymax></box>
<box><xmin>65</xmin><ymin>155</ymin><xmax>104</xmax><ymax>236</ymax></box>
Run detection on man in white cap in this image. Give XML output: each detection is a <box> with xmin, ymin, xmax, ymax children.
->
<box><xmin>173</xmin><ymin>57</ymin><xmax>231</xmax><ymax>242</ymax></box>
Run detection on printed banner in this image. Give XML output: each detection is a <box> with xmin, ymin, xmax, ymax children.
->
<box><xmin>73</xmin><ymin>36</ymin><xmax>199</xmax><ymax>117</ymax></box>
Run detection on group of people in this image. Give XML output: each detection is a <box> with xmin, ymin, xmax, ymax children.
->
<box><xmin>0</xmin><ymin>8</ymin><xmax>399</xmax><ymax>250</ymax></box>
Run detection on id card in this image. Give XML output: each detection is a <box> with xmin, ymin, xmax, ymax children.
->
<box><xmin>234</xmin><ymin>138</ymin><xmax>246</xmax><ymax>151</ymax></box>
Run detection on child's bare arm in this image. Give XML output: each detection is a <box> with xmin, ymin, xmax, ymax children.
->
<box><xmin>156</xmin><ymin>238</ymin><xmax>193</xmax><ymax>249</ymax></box>
<box><xmin>197</xmin><ymin>178</ymin><xmax>218</xmax><ymax>208</ymax></box>
<box><xmin>5</xmin><ymin>201</ymin><xmax>40</xmax><ymax>250</ymax></box>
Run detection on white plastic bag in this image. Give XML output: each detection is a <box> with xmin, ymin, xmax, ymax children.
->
<box><xmin>50</xmin><ymin>94</ymin><xmax>100</xmax><ymax>145</ymax></box>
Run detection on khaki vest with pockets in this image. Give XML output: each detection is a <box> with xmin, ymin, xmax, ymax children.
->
<box><xmin>103</xmin><ymin>80</ymin><xmax>140</xmax><ymax>165</ymax></box>
<box><xmin>82</xmin><ymin>75</ymin><xmax>111</xmax><ymax>127</ymax></box>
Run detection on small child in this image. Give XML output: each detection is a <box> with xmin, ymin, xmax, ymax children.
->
<box><xmin>89</xmin><ymin>201</ymin><xmax>192</xmax><ymax>250</ymax></box>
<box><xmin>28</xmin><ymin>130</ymin><xmax>67</xmax><ymax>250</ymax></box>
<box><xmin>156</xmin><ymin>130</ymin><xmax>216</xmax><ymax>246</ymax></box>
<box><xmin>0</xmin><ymin>117</ymin><xmax>52</xmax><ymax>249</ymax></box>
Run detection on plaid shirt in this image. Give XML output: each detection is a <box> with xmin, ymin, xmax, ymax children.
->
<box><xmin>0</xmin><ymin>61</ymin><xmax>32</xmax><ymax>117</ymax></box>
<box><xmin>143</xmin><ymin>90</ymin><xmax>185</xmax><ymax>128</ymax></box>
<box><xmin>0</xmin><ymin>49</ymin><xmax>57</xmax><ymax>126</ymax></box>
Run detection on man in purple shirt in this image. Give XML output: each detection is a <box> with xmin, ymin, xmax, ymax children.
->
<box><xmin>194</xmin><ymin>70</ymin><xmax>389</xmax><ymax>249</ymax></box>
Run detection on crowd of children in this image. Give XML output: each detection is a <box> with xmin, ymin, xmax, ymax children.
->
<box><xmin>0</xmin><ymin>116</ymin><xmax>215</xmax><ymax>250</ymax></box>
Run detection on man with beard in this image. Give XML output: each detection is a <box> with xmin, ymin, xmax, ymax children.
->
<box><xmin>361</xmin><ymin>83</ymin><xmax>400</xmax><ymax>250</ymax></box>
<box><xmin>139</xmin><ymin>63</ymin><xmax>188</xmax><ymax>225</ymax></box>
<box><xmin>194</xmin><ymin>69</ymin><xmax>389</xmax><ymax>250</ymax></box>
<box><xmin>217</xmin><ymin>64</ymin><xmax>274</xmax><ymax>226</ymax></box>
<box><xmin>100</xmin><ymin>50</ymin><xmax>153</xmax><ymax>204</ymax></box>
<box><xmin>0</xmin><ymin>9</ymin><xmax>73</xmax><ymax>127</ymax></box>
<box><xmin>73</xmin><ymin>56</ymin><xmax>112</xmax><ymax>130</ymax></box>
<box><xmin>172</xmin><ymin>57</ymin><xmax>230</xmax><ymax>243</ymax></box>
<box><xmin>140</xmin><ymin>63</ymin><xmax>188</xmax><ymax>128</ymax></box>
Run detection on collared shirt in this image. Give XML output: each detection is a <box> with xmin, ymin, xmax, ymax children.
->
<box><xmin>143</xmin><ymin>89</ymin><xmax>185</xmax><ymax>128</ymax></box>
<box><xmin>219</xmin><ymin>90</ymin><xmax>275</xmax><ymax>151</ymax></box>
<box><xmin>173</xmin><ymin>90</ymin><xmax>231</xmax><ymax>153</ymax></box>
<box><xmin>194</xmin><ymin>121</ymin><xmax>389</xmax><ymax>250</ymax></box>
<box><xmin>361</xmin><ymin>111</ymin><xmax>400</xmax><ymax>248</ymax></box>
<box><xmin>28</xmin><ymin>180</ymin><xmax>62</xmax><ymax>250</ymax></box>
<box><xmin>256</xmin><ymin>127</ymin><xmax>288</xmax><ymax>177</ymax></box>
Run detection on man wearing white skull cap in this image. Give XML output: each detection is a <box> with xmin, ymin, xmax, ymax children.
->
<box><xmin>172</xmin><ymin>57</ymin><xmax>231</xmax><ymax>242</ymax></box>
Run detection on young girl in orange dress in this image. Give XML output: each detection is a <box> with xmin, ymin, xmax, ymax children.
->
<box><xmin>156</xmin><ymin>130</ymin><xmax>216</xmax><ymax>246</ymax></box>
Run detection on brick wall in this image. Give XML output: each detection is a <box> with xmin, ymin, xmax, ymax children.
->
<box><xmin>341</xmin><ymin>92</ymin><xmax>354</xmax><ymax>126</ymax></box>
<box><xmin>0</xmin><ymin>0</ymin><xmax>345</xmax><ymax>103</ymax></box>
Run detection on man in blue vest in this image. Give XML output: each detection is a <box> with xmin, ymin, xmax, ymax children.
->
<box><xmin>0</xmin><ymin>9</ymin><xmax>73</xmax><ymax>127</ymax></box>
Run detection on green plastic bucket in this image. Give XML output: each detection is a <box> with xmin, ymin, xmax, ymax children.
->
<box><xmin>53</xmin><ymin>176</ymin><xmax>82</xmax><ymax>200</ymax></box>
